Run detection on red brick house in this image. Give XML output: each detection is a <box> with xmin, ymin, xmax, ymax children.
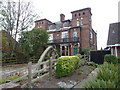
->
<box><xmin>35</xmin><ymin>8</ymin><xmax>97</xmax><ymax>56</ymax></box>
<box><xmin>107</xmin><ymin>22</ymin><xmax>120</xmax><ymax>58</ymax></box>
<box><xmin>0</xmin><ymin>30</ymin><xmax>16</xmax><ymax>53</ymax></box>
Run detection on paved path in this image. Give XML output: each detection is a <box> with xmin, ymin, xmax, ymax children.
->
<box><xmin>74</xmin><ymin>67</ymin><xmax>99</xmax><ymax>88</ymax></box>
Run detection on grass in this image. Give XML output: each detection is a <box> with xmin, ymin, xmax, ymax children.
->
<box><xmin>0</xmin><ymin>75</ymin><xmax>23</xmax><ymax>84</ymax></box>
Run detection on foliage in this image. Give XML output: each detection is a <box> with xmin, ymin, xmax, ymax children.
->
<box><xmin>80</xmin><ymin>47</ymin><xmax>93</xmax><ymax>56</ymax></box>
<box><xmin>84</xmin><ymin>79</ymin><xmax>116</xmax><ymax>88</ymax></box>
<box><xmin>14</xmin><ymin>50</ymin><xmax>30</xmax><ymax>63</ymax></box>
<box><xmin>86</xmin><ymin>61</ymin><xmax>99</xmax><ymax>67</ymax></box>
<box><xmin>96</xmin><ymin>62</ymin><xmax>119</xmax><ymax>87</ymax></box>
<box><xmin>0</xmin><ymin>75</ymin><xmax>23</xmax><ymax>84</ymax></box>
<box><xmin>0</xmin><ymin>0</ymin><xmax>39</xmax><ymax>54</ymax></box>
<box><xmin>55</xmin><ymin>56</ymin><xmax>80</xmax><ymax>78</ymax></box>
<box><xmin>84</xmin><ymin>62</ymin><xmax>119</xmax><ymax>88</ymax></box>
<box><xmin>104</xmin><ymin>54</ymin><xmax>118</xmax><ymax>64</ymax></box>
<box><xmin>76</xmin><ymin>54</ymin><xmax>83</xmax><ymax>59</ymax></box>
<box><xmin>18</xmin><ymin>28</ymin><xmax>49</xmax><ymax>59</ymax></box>
<box><xmin>118</xmin><ymin>58</ymin><xmax>120</xmax><ymax>63</ymax></box>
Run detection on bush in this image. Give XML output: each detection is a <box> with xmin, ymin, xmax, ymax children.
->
<box><xmin>97</xmin><ymin>62</ymin><xmax>118</xmax><ymax>81</ymax></box>
<box><xmin>86</xmin><ymin>61</ymin><xmax>99</xmax><ymax>67</ymax></box>
<box><xmin>84</xmin><ymin>62</ymin><xmax>119</xmax><ymax>88</ymax></box>
<box><xmin>104</xmin><ymin>54</ymin><xmax>118</xmax><ymax>64</ymax></box>
<box><xmin>84</xmin><ymin>79</ymin><xmax>116</xmax><ymax>88</ymax></box>
<box><xmin>76</xmin><ymin>54</ymin><xmax>83</xmax><ymax>59</ymax></box>
<box><xmin>55</xmin><ymin>56</ymin><xmax>80</xmax><ymax>78</ymax></box>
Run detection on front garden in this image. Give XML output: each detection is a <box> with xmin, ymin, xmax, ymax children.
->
<box><xmin>1</xmin><ymin>54</ymin><xmax>119</xmax><ymax>89</ymax></box>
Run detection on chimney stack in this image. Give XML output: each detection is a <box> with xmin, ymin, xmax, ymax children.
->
<box><xmin>60</xmin><ymin>14</ymin><xmax>65</xmax><ymax>22</ymax></box>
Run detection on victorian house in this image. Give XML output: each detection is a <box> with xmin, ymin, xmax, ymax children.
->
<box><xmin>34</xmin><ymin>8</ymin><xmax>97</xmax><ymax>56</ymax></box>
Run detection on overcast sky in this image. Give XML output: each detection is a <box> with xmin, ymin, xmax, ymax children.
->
<box><xmin>22</xmin><ymin>0</ymin><xmax>119</xmax><ymax>49</ymax></box>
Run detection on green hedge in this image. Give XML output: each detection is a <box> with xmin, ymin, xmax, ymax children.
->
<box><xmin>55</xmin><ymin>56</ymin><xmax>80</xmax><ymax>78</ymax></box>
<box><xmin>104</xmin><ymin>54</ymin><xmax>118</xmax><ymax>64</ymax></box>
<box><xmin>84</xmin><ymin>62</ymin><xmax>119</xmax><ymax>88</ymax></box>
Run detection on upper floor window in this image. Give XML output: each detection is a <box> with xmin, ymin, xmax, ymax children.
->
<box><xmin>63</xmin><ymin>22</ymin><xmax>67</xmax><ymax>27</ymax></box>
<box><xmin>36</xmin><ymin>22</ymin><xmax>39</xmax><ymax>26</ymax></box>
<box><xmin>49</xmin><ymin>25</ymin><xmax>52</xmax><ymax>30</ymax></box>
<box><xmin>79</xmin><ymin>13</ymin><xmax>81</xmax><ymax>16</ymax></box>
<box><xmin>73</xmin><ymin>29</ymin><xmax>78</xmax><ymax>41</ymax></box>
<box><xmin>90</xmin><ymin>32</ymin><xmax>93</xmax><ymax>39</ymax></box>
<box><xmin>73</xmin><ymin>29</ymin><xmax>77</xmax><ymax>37</ymax></box>
<box><xmin>49</xmin><ymin>34</ymin><xmax>53</xmax><ymax>43</ymax></box>
<box><xmin>80</xmin><ymin>17</ymin><xmax>83</xmax><ymax>25</ymax></box>
<box><xmin>75</xmin><ymin>14</ymin><xmax>77</xmax><ymax>17</ymax></box>
<box><xmin>62</xmin><ymin>31</ymin><xmax>68</xmax><ymax>38</ymax></box>
<box><xmin>77</xmin><ymin>21</ymin><xmax>79</xmax><ymax>26</ymax></box>
<box><xmin>62</xmin><ymin>31</ymin><xmax>68</xmax><ymax>42</ymax></box>
<box><xmin>83</xmin><ymin>12</ymin><xmax>85</xmax><ymax>15</ymax></box>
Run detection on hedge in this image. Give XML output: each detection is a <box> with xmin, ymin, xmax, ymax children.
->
<box><xmin>104</xmin><ymin>54</ymin><xmax>118</xmax><ymax>64</ymax></box>
<box><xmin>55</xmin><ymin>56</ymin><xmax>80</xmax><ymax>78</ymax></box>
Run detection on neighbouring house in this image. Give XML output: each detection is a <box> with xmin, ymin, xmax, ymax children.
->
<box><xmin>0</xmin><ymin>30</ymin><xmax>16</xmax><ymax>53</ymax></box>
<box><xmin>34</xmin><ymin>8</ymin><xmax>97</xmax><ymax>56</ymax></box>
<box><xmin>107</xmin><ymin>22</ymin><xmax>120</xmax><ymax>58</ymax></box>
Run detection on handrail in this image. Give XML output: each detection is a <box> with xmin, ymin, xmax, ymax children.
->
<box><xmin>48</xmin><ymin>37</ymin><xmax>79</xmax><ymax>44</ymax></box>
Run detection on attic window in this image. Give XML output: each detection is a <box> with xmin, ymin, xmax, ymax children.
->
<box><xmin>83</xmin><ymin>12</ymin><xmax>85</xmax><ymax>15</ymax></box>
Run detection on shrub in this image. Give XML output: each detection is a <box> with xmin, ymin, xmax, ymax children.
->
<box><xmin>118</xmin><ymin>58</ymin><xmax>120</xmax><ymax>63</ymax></box>
<box><xmin>104</xmin><ymin>54</ymin><xmax>118</xmax><ymax>64</ymax></box>
<box><xmin>84</xmin><ymin>62</ymin><xmax>119</xmax><ymax>88</ymax></box>
<box><xmin>76</xmin><ymin>54</ymin><xmax>83</xmax><ymax>59</ymax></box>
<box><xmin>55</xmin><ymin>56</ymin><xmax>80</xmax><ymax>78</ymax></box>
<box><xmin>97</xmin><ymin>62</ymin><xmax>118</xmax><ymax>81</ymax></box>
<box><xmin>84</xmin><ymin>79</ymin><xmax>116</xmax><ymax>88</ymax></box>
<box><xmin>86</xmin><ymin>61</ymin><xmax>99</xmax><ymax>67</ymax></box>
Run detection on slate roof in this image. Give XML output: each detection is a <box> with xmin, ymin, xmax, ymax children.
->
<box><xmin>107</xmin><ymin>22</ymin><xmax>120</xmax><ymax>45</ymax></box>
<box><xmin>35</xmin><ymin>18</ymin><xmax>52</xmax><ymax>23</ymax></box>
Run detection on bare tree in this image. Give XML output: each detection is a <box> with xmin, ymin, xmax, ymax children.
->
<box><xmin>0</xmin><ymin>0</ymin><xmax>39</xmax><ymax>54</ymax></box>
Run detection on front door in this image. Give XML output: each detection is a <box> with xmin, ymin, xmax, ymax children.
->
<box><xmin>74</xmin><ymin>46</ymin><xmax>78</xmax><ymax>55</ymax></box>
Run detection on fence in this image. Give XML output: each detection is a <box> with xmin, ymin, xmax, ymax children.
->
<box><xmin>1</xmin><ymin>58</ymin><xmax>38</xmax><ymax>65</ymax></box>
<box><xmin>90</xmin><ymin>50</ymin><xmax>111</xmax><ymax>64</ymax></box>
<box><xmin>1</xmin><ymin>58</ymin><xmax>57</xmax><ymax>88</ymax></box>
<box><xmin>1</xmin><ymin>46</ymin><xmax>59</xmax><ymax>88</ymax></box>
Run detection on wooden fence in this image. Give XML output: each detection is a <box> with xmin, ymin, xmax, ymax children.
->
<box><xmin>1</xmin><ymin>58</ymin><xmax>37</xmax><ymax>65</ymax></box>
<box><xmin>1</xmin><ymin>58</ymin><xmax>57</xmax><ymax>88</ymax></box>
<box><xmin>1</xmin><ymin>46</ymin><xmax>59</xmax><ymax>88</ymax></box>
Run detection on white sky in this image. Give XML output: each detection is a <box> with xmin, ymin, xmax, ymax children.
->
<box><xmin>20</xmin><ymin>0</ymin><xmax>119</xmax><ymax>49</ymax></box>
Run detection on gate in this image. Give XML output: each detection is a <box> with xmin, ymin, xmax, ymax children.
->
<box><xmin>90</xmin><ymin>50</ymin><xmax>111</xmax><ymax>64</ymax></box>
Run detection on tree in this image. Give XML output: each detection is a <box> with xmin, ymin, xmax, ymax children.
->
<box><xmin>18</xmin><ymin>28</ymin><xmax>49</xmax><ymax>59</ymax></box>
<box><xmin>81</xmin><ymin>47</ymin><xmax>93</xmax><ymax>56</ymax></box>
<box><xmin>0</xmin><ymin>0</ymin><xmax>39</xmax><ymax>55</ymax></box>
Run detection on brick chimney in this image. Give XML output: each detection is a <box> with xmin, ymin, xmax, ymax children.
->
<box><xmin>60</xmin><ymin>14</ymin><xmax>65</xmax><ymax>22</ymax></box>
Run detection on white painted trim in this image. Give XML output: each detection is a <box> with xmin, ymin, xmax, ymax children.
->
<box><xmin>115</xmin><ymin>46</ymin><xmax>118</xmax><ymax>57</ymax></box>
<box><xmin>107</xmin><ymin>44</ymin><xmax>120</xmax><ymax>47</ymax></box>
<box><xmin>111</xmin><ymin>48</ymin><xmax>113</xmax><ymax>55</ymax></box>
